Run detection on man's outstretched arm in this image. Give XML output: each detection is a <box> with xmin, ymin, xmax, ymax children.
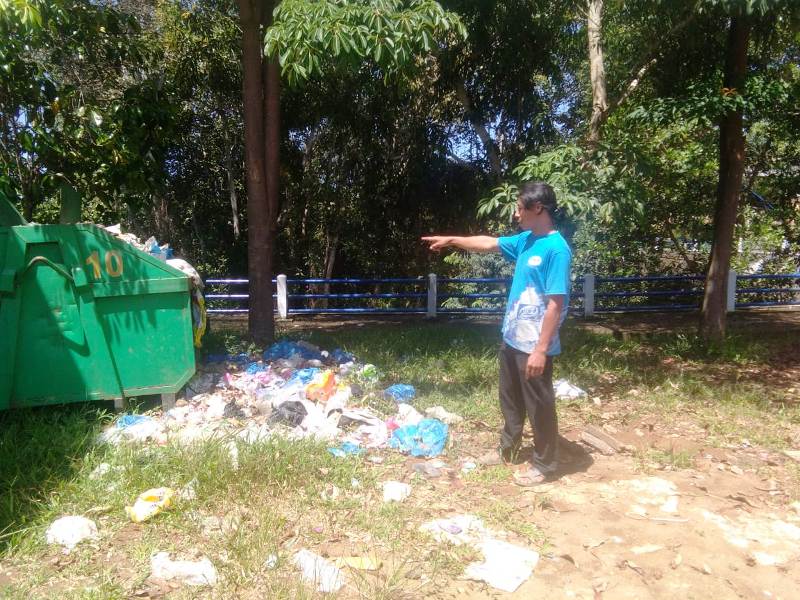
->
<box><xmin>421</xmin><ymin>235</ymin><xmax>500</xmax><ymax>253</ymax></box>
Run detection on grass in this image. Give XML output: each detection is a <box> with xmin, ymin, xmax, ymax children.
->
<box><xmin>634</xmin><ymin>447</ymin><xmax>695</xmax><ymax>471</ymax></box>
<box><xmin>1</xmin><ymin>315</ymin><xmax>798</xmax><ymax>596</ymax></box>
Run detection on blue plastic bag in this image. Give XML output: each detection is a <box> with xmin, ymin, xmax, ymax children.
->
<box><xmin>263</xmin><ymin>340</ymin><xmax>323</xmax><ymax>362</ymax></box>
<box><xmin>327</xmin><ymin>442</ymin><xmax>364</xmax><ymax>458</ymax></box>
<box><xmin>116</xmin><ymin>414</ymin><xmax>153</xmax><ymax>429</ymax></box>
<box><xmin>384</xmin><ymin>384</ymin><xmax>416</xmax><ymax>403</ymax></box>
<box><xmin>286</xmin><ymin>368</ymin><xmax>319</xmax><ymax>386</ymax></box>
<box><xmin>245</xmin><ymin>362</ymin><xmax>268</xmax><ymax>375</ymax></box>
<box><xmin>389</xmin><ymin>419</ymin><xmax>448</xmax><ymax>457</ymax></box>
<box><xmin>330</xmin><ymin>348</ymin><xmax>356</xmax><ymax>365</ymax></box>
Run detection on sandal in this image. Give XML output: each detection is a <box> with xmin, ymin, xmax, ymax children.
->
<box><xmin>512</xmin><ymin>465</ymin><xmax>549</xmax><ymax>487</ymax></box>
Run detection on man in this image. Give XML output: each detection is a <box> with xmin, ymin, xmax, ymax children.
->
<box><xmin>422</xmin><ymin>181</ymin><xmax>572</xmax><ymax>485</ymax></box>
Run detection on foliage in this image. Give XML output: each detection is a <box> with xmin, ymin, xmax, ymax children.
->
<box><xmin>266</xmin><ymin>0</ymin><xmax>467</xmax><ymax>83</ymax></box>
<box><xmin>0</xmin><ymin>0</ymin><xmax>176</xmax><ymax>221</ymax></box>
<box><xmin>0</xmin><ymin>0</ymin><xmax>796</xmax><ymax>282</ymax></box>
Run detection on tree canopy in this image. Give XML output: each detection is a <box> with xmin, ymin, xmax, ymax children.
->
<box><xmin>1</xmin><ymin>0</ymin><xmax>798</xmax><ymax>337</ymax></box>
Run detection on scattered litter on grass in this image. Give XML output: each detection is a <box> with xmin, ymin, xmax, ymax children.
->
<box><xmin>420</xmin><ymin>514</ymin><xmax>539</xmax><ymax>592</ymax></box>
<box><xmin>382</xmin><ymin>481</ymin><xmax>412</xmax><ymax>503</ymax></box>
<box><xmin>88</xmin><ymin>463</ymin><xmax>112</xmax><ymax>480</ymax></box>
<box><xmin>554</xmin><ymin>379</ymin><xmax>587</xmax><ymax>400</ymax></box>
<box><xmin>358</xmin><ymin>364</ymin><xmax>379</xmax><ymax>382</ymax></box>
<box><xmin>424</xmin><ymin>405</ymin><xmax>464</xmax><ymax>424</ymax></box>
<box><xmin>465</xmin><ymin>537</ymin><xmax>540</xmax><ymax>593</ymax></box>
<box><xmin>389</xmin><ymin>419</ymin><xmax>448</xmax><ymax>457</ymax></box>
<box><xmin>126</xmin><ymin>488</ymin><xmax>175</xmax><ymax>523</ymax></box>
<box><xmin>384</xmin><ymin>384</ymin><xmax>416</xmax><ymax>403</ymax></box>
<box><xmin>102</xmin><ymin>414</ymin><xmax>164</xmax><ymax>445</ymax></box>
<box><xmin>461</xmin><ymin>461</ymin><xmax>477</xmax><ymax>474</ymax></box>
<box><xmin>413</xmin><ymin>461</ymin><xmax>443</xmax><ymax>478</ymax></box>
<box><xmin>265</xmin><ymin>554</ymin><xmax>278</xmax><ymax>569</ymax></box>
<box><xmin>327</xmin><ymin>441</ymin><xmax>364</xmax><ymax>458</ymax></box>
<box><xmin>45</xmin><ymin>516</ymin><xmax>98</xmax><ymax>552</ymax></box>
<box><xmin>185</xmin><ymin>372</ymin><xmax>216</xmax><ymax>398</ymax></box>
<box><xmin>150</xmin><ymin>552</ymin><xmax>218</xmax><ymax>587</ymax></box>
<box><xmin>98</xmin><ymin>340</ymin><xmax>449</xmax><ymax>461</ymax></box>
<box><xmin>293</xmin><ymin>549</ymin><xmax>345</xmax><ymax>593</ymax></box>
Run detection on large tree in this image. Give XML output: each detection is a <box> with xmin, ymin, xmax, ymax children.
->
<box><xmin>236</xmin><ymin>0</ymin><xmax>464</xmax><ymax>343</ymax></box>
<box><xmin>699</xmin><ymin>0</ymin><xmax>793</xmax><ymax>340</ymax></box>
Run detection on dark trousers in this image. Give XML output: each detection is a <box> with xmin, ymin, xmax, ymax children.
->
<box><xmin>498</xmin><ymin>342</ymin><xmax>559</xmax><ymax>473</ymax></box>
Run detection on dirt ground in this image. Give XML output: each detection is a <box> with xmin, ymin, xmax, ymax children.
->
<box><xmin>422</xmin><ymin>424</ymin><xmax>800</xmax><ymax>599</ymax></box>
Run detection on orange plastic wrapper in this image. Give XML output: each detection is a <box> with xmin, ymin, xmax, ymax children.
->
<box><xmin>305</xmin><ymin>370</ymin><xmax>337</xmax><ymax>402</ymax></box>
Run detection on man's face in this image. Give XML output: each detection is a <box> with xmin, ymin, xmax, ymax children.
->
<box><xmin>513</xmin><ymin>198</ymin><xmax>539</xmax><ymax>231</ymax></box>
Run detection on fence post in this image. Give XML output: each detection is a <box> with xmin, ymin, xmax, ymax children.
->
<box><xmin>583</xmin><ymin>273</ymin><xmax>595</xmax><ymax>317</ymax></box>
<box><xmin>726</xmin><ymin>269</ymin><xmax>737</xmax><ymax>313</ymax></box>
<box><xmin>427</xmin><ymin>273</ymin><xmax>437</xmax><ymax>318</ymax></box>
<box><xmin>277</xmin><ymin>274</ymin><xmax>288</xmax><ymax>319</ymax></box>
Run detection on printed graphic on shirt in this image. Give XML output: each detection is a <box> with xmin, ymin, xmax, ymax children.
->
<box><xmin>497</xmin><ymin>230</ymin><xmax>572</xmax><ymax>356</ymax></box>
<box><xmin>502</xmin><ymin>287</ymin><xmax>545</xmax><ymax>350</ymax></box>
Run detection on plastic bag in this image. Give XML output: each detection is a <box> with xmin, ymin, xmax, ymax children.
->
<box><xmin>306</xmin><ymin>370</ymin><xmax>336</xmax><ymax>402</ymax></box>
<box><xmin>125</xmin><ymin>487</ymin><xmax>175</xmax><ymax>523</ymax></box>
<box><xmin>327</xmin><ymin>441</ymin><xmax>364</xmax><ymax>458</ymax></box>
<box><xmin>45</xmin><ymin>516</ymin><xmax>98</xmax><ymax>551</ymax></box>
<box><xmin>263</xmin><ymin>340</ymin><xmax>323</xmax><ymax>362</ymax></box>
<box><xmin>330</xmin><ymin>348</ymin><xmax>355</xmax><ymax>364</ymax></box>
<box><xmin>389</xmin><ymin>418</ymin><xmax>448</xmax><ymax>457</ymax></box>
<box><xmin>384</xmin><ymin>384</ymin><xmax>416</xmax><ymax>403</ymax></box>
<box><xmin>151</xmin><ymin>552</ymin><xmax>218</xmax><ymax>586</ymax></box>
<box><xmin>286</xmin><ymin>368</ymin><xmax>320</xmax><ymax>386</ymax></box>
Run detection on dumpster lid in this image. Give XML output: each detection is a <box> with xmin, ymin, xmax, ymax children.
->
<box><xmin>0</xmin><ymin>191</ymin><xmax>27</xmax><ymax>227</ymax></box>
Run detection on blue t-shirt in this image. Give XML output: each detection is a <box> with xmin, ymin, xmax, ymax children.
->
<box><xmin>498</xmin><ymin>230</ymin><xmax>572</xmax><ymax>355</ymax></box>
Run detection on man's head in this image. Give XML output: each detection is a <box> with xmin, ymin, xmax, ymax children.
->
<box><xmin>514</xmin><ymin>181</ymin><xmax>558</xmax><ymax>232</ymax></box>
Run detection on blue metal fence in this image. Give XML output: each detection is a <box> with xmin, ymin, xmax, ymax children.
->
<box><xmin>204</xmin><ymin>272</ymin><xmax>800</xmax><ymax>316</ymax></box>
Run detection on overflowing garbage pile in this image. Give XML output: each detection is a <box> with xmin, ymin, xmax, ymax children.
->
<box><xmin>101</xmin><ymin>340</ymin><xmax>452</xmax><ymax>459</ymax></box>
<box><xmin>102</xmin><ymin>224</ymin><xmax>206</xmax><ymax>347</ymax></box>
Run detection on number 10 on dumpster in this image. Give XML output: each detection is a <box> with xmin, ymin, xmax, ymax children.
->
<box><xmin>85</xmin><ymin>250</ymin><xmax>124</xmax><ymax>278</ymax></box>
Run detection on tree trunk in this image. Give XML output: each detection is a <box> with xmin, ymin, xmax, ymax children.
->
<box><xmin>237</xmin><ymin>0</ymin><xmax>272</xmax><ymax>344</ymax></box>
<box><xmin>225</xmin><ymin>142</ymin><xmax>240</xmax><ymax>238</ymax></box>
<box><xmin>586</xmin><ymin>0</ymin><xmax>607</xmax><ymax>146</ymax></box>
<box><xmin>700</xmin><ymin>16</ymin><xmax>750</xmax><ymax>341</ymax></box>
<box><xmin>321</xmin><ymin>231</ymin><xmax>338</xmax><ymax>309</ymax></box>
<box><xmin>221</xmin><ymin>109</ymin><xmax>241</xmax><ymax>238</ymax></box>
<box><xmin>260</xmin><ymin>4</ymin><xmax>281</xmax><ymax>343</ymax></box>
<box><xmin>454</xmin><ymin>76</ymin><xmax>502</xmax><ymax>180</ymax></box>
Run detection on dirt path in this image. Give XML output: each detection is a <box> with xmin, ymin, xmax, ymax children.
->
<box><xmin>410</xmin><ymin>421</ymin><xmax>800</xmax><ymax>599</ymax></box>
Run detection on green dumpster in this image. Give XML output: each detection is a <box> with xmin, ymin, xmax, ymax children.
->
<box><xmin>0</xmin><ymin>192</ymin><xmax>195</xmax><ymax>410</ymax></box>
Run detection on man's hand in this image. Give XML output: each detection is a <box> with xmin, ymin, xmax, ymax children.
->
<box><xmin>525</xmin><ymin>349</ymin><xmax>547</xmax><ymax>379</ymax></box>
<box><xmin>421</xmin><ymin>236</ymin><xmax>452</xmax><ymax>251</ymax></box>
<box><xmin>421</xmin><ymin>235</ymin><xmax>499</xmax><ymax>253</ymax></box>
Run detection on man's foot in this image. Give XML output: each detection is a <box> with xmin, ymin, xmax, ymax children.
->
<box><xmin>512</xmin><ymin>465</ymin><xmax>550</xmax><ymax>487</ymax></box>
<box><xmin>477</xmin><ymin>447</ymin><xmax>514</xmax><ymax>466</ymax></box>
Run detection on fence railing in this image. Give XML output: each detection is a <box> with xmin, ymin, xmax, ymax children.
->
<box><xmin>204</xmin><ymin>271</ymin><xmax>800</xmax><ymax>317</ymax></box>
